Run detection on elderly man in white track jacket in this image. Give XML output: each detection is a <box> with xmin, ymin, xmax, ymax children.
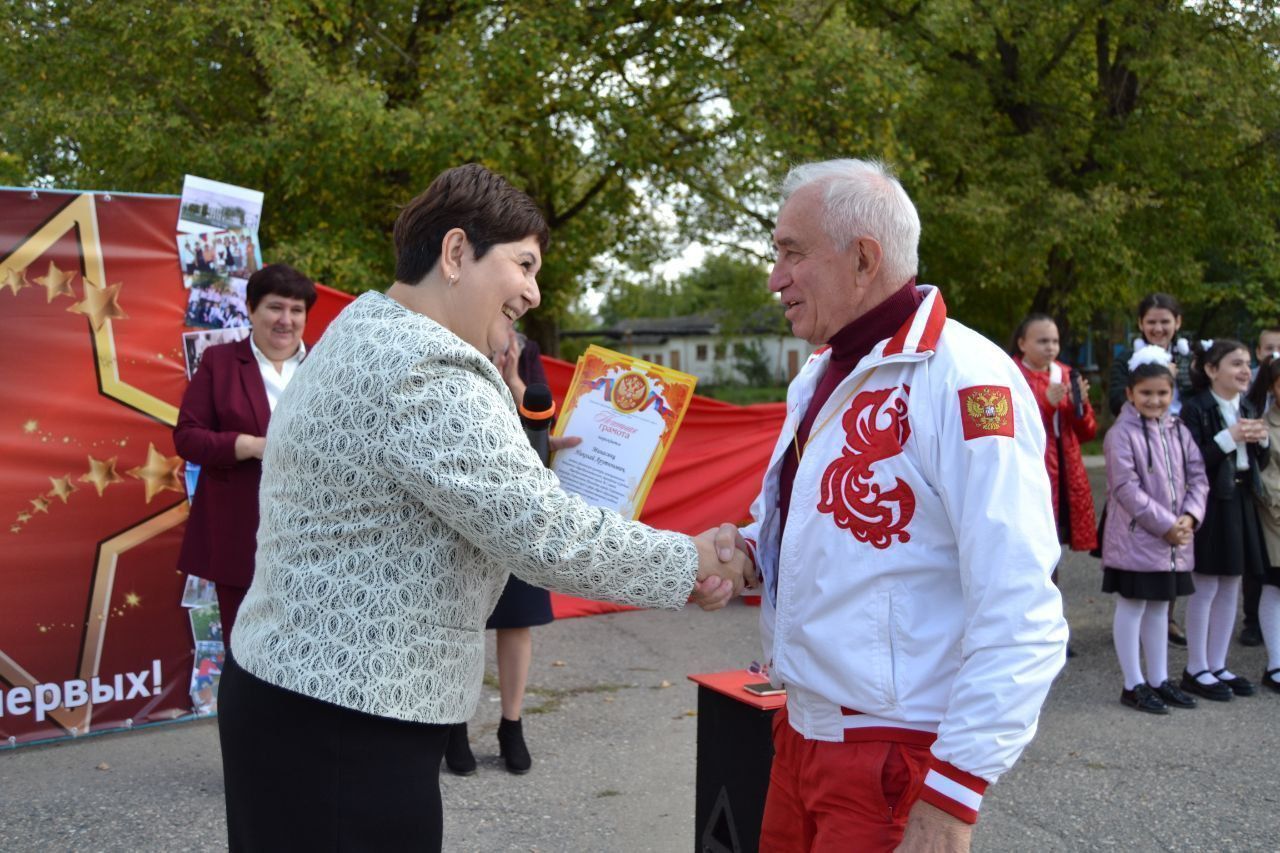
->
<box><xmin>722</xmin><ymin>159</ymin><xmax>1067</xmax><ymax>852</ymax></box>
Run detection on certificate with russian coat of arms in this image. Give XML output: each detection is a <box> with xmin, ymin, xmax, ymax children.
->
<box><xmin>550</xmin><ymin>345</ymin><xmax>697</xmax><ymax>519</ymax></box>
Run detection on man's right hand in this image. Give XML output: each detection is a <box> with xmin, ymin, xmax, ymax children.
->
<box><xmin>895</xmin><ymin>800</ymin><xmax>972</xmax><ymax>852</ymax></box>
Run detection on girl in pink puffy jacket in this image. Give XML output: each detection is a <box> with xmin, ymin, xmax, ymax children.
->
<box><xmin>1101</xmin><ymin>349</ymin><xmax>1209</xmax><ymax>714</ymax></box>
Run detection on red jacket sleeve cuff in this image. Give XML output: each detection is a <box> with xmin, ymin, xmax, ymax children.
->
<box><xmin>917</xmin><ymin>756</ymin><xmax>989</xmax><ymax>825</ymax></box>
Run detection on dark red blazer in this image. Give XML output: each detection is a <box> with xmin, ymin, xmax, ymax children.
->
<box><xmin>173</xmin><ymin>337</ymin><xmax>271</xmax><ymax>589</ymax></box>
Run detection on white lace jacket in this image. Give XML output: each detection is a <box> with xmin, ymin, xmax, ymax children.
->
<box><xmin>231</xmin><ymin>291</ymin><xmax>698</xmax><ymax>724</ymax></box>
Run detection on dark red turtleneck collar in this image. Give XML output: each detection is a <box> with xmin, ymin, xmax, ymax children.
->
<box><xmin>823</xmin><ymin>281</ymin><xmax>923</xmax><ymax>369</ymax></box>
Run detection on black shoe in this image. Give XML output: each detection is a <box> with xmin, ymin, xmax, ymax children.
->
<box><xmin>1212</xmin><ymin>669</ymin><xmax>1257</xmax><ymax>697</ymax></box>
<box><xmin>1152</xmin><ymin>679</ymin><xmax>1197</xmax><ymax>709</ymax></box>
<box><xmin>1180</xmin><ymin>670</ymin><xmax>1233</xmax><ymax>702</ymax></box>
<box><xmin>497</xmin><ymin>716</ymin><xmax>531</xmax><ymax>775</ymax></box>
<box><xmin>1263</xmin><ymin>669</ymin><xmax>1280</xmax><ymax>694</ymax></box>
<box><xmin>444</xmin><ymin>722</ymin><xmax>477</xmax><ymax>776</ymax></box>
<box><xmin>1120</xmin><ymin>684</ymin><xmax>1169</xmax><ymax>715</ymax></box>
<box><xmin>1168</xmin><ymin>620</ymin><xmax>1187</xmax><ymax>647</ymax></box>
<box><xmin>1239</xmin><ymin>624</ymin><xmax>1263</xmax><ymax>647</ymax></box>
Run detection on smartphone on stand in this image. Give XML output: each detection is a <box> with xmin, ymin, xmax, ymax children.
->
<box><xmin>743</xmin><ymin>682</ymin><xmax>785</xmax><ymax>697</ymax></box>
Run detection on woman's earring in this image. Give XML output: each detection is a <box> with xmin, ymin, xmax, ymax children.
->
<box><xmin>449</xmin><ymin>273</ymin><xmax>458</xmax><ymax>286</ymax></box>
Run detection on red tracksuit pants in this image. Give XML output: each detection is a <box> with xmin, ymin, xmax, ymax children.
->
<box><xmin>759</xmin><ymin>707</ymin><xmax>932</xmax><ymax>852</ymax></box>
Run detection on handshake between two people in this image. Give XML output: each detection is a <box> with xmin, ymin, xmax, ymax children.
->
<box><xmin>690</xmin><ymin>523</ymin><xmax>759</xmax><ymax>611</ymax></box>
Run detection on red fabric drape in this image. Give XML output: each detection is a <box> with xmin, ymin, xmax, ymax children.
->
<box><xmin>540</xmin><ymin>356</ymin><xmax>783</xmax><ymax>617</ymax></box>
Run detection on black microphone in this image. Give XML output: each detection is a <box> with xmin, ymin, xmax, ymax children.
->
<box><xmin>520</xmin><ymin>383</ymin><xmax>555</xmax><ymax>467</ymax></box>
<box><xmin>1069</xmin><ymin>370</ymin><xmax>1085</xmax><ymax>419</ymax></box>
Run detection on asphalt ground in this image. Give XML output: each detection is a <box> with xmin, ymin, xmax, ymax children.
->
<box><xmin>2</xmin><ymin>465</ymin><xmax>1278</xmax><ymax>852</ymax></box>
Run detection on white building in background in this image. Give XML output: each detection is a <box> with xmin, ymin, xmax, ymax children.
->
<box><xmin>584</xmin><ymin>311</ymin><xmax>814</xmax><ymax>385</ymax></box>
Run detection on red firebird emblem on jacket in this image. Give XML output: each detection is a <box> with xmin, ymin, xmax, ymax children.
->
<box><xmin>817</xmin><ymin>386</ymin><xmax>915</xmax><ymax>548</ymax></box>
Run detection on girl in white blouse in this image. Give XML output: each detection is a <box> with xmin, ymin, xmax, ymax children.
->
<box><xmin>1178</xmin><ymin>339</ymin><xmax>1269</xmax><ymax>702</ymax></box>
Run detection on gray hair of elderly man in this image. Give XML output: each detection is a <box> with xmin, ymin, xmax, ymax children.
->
<box><xmin>781</xmin><ymin>159</ymin><xmax>921</xmax><ymax>288</ymax></box>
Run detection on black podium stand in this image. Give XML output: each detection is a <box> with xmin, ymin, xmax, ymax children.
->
<box><xmin>688</xmin><ymin>671</ymin><xmax>785</xmax><ymax>853</ymax></box>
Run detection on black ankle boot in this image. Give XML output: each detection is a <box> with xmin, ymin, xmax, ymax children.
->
<box><xmin>497</xmin><ymin>717</ymin><xmax>531</xmax><ymax>774</ymax></box>
<box><xmin>444</xmin><ymin>722</ymin><xmax>476</xmax><ymax>776</ymax></box>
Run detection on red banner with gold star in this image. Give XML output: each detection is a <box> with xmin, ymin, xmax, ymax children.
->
<box><xmin>0</xmin><ymin>188</ymin><xmax>351</xmax><ymax>746</ymax></box>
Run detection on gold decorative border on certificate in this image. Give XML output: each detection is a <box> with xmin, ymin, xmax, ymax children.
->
<box><xmin>553</xmin><ymin>345</ymin><xmax>697</xmax><ymax>519</ymax></box>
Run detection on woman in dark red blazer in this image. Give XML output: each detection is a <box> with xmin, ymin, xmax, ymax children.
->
<box><xmin>174</xmin><ymin>264</ymin><xmax>316</xmax><ymax>642</ymax></box>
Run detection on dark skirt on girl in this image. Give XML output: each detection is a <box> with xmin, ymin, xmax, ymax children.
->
<box><xmin>1102</xmin><ymin>568</ymin><xmax>1195</xmax><ymax>601</ymax></box>
<box><xmin>1193</xmin><ymin>478</ymin><xmax>1267</xmax><ymax>577</ymax></box>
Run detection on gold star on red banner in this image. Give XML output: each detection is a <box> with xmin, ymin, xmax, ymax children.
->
<box><xmin>80</xmin><ymin>454</ymin><xmax>124</xmax><ymax>496</ymax></box>
<box><xmin>34</xmin><ymin>261</ymin><xmax>77</xmax><ymax>303</ymax></box>
<box><xmin>10</xmin><ymin>525</ymin><xmax>20</xmax><ymax>534</ymax></box>
<box><xmin>68</xmin><ymin>278</ymin><xmax>128</xmax><ymax>332</ymax></box>
<box><xmin>16</xmin><ymin>512</ymin><xmax>31</xmax><ymax>523</ymax></box>
<box><xmin>23</xmin><ymin>419</ymin><xmax>38</xmax><ymax>434</ymax></box>
<box><xmin>126</xmin><ymin>442</ymin><xmax>183</xmax><ymax>503</ymax></box>
<box><xmin>29</xmin><ymin>496</ymin><xmax>50</xmax><ymax>514</ymax></box>
<box><xmin>0</xmin><ymin>265</ymin><xmax>29</xmax><ymax>296</ymax></box>
<box><xmin>47</xmin><ymin>475</ymin><xmax>78</xmax><ymax>503</ymax></box>
<box><xmin>124</xmin><ymin>592</ymin><xmax>142</xmax><ymax>608</ymax></box>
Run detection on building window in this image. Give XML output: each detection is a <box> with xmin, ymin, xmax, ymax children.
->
<box><xmin>696</xmin><ymin>344</ymin><xmax>708</xmax><ymax>361</ymax></box>
<box><xmin>714</xmin><ymin>343</ymin><xmax>727</xmax><ymax>360</ymax></box>
<box><xmin>652</xmin><ymin>353</ymin><xmax>664</xmax><ymax>365</ymax></box>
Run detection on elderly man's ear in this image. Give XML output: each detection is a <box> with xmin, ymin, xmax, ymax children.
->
<box><xmin>854</xmin><ymin>236</ymin><xmax>883</xmax><ymax>282</ymax></box>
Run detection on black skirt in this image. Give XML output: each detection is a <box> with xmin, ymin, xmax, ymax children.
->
<box><xmin>1102</xmin><ymin>568</ymin><xmax>1195</xmax><ymax>601</ymax></box>
<box><xmin>486</xmin><ymin>574</ymin><xmax>554</xmax><ymax>630</ymax></box>
<box><xmin>218</xmin><ymin>655</ymin><xmax>450</xmax><ymax>852</ymax></box>
<box><xmin>1193</xmin><ymin>480</ymin><xmax>1267</xmax><ymax>577</ymax></box>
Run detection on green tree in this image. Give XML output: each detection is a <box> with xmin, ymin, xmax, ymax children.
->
<box><xmin>702</xmin><ymin>1</ymin><xmax>1280</xmax><ymax>344</ymax></box>
<box><xmin>0</xmin><ymin>0</ymin><xmax>760</xmax><ymax>353</ymax></box>
<box><xmin>598</xmin><ymin>252</ymin><xmax>777</xmax><ymax>332</ymax></box>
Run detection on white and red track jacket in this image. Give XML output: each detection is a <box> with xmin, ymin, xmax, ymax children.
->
<box><xmin>740</xmin><ymin>285</ymin><xmax>1067</xmax><ymax>824</ymax></box>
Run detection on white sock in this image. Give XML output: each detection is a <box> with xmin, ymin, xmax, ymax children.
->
<box><xmin>1185</xmin><ymin>573</ymin><xmax>1217</xmax><ymax>679</ymax></box>
<box><xmin>1113</xmin><ymin>597</ymin><xmax>1147</xmax><ymax>690</ymax></box>
<box><xmin>1142</xmin><ymin>600</ymin><xmax>1170</xmax><ymax>686</ymax></box>
<box><xmin>1260</xmin><ymin>585</ymin><xmax>1280</xmax><ymax>672</ymax></box>
<box><xmin>1207</xmin><ymin>575</ymin><xmax>1241</xmax><ymax>676</ymax></box>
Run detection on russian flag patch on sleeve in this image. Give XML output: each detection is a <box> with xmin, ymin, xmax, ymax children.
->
<box><xmin>958</xmin><ymin>385</ymin><xmax>1014</xmax><ymax>440</ymax></box>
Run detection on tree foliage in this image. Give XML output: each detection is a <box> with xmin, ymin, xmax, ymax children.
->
<box><xmin>4</xmin><ymin>0</ymin><xmax>1279</xmax><ymax>355</ymax></box>
<box><xmin>711</xmin><ymin>0</ymin><xmax>1280</xmax><ymax>343</ymax></box>
<box><xmin>599</xmin><ymin>252</ymin><xmax>776</xmax><ymax>331</ymax></box>
<box><xmin>0</xmin><ymin>0</ymin><xmax>757</xmax><ymax>350</ymax></box>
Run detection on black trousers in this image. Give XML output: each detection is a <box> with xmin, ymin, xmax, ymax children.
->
<box><xmin>218</xmin><ymin>655</ymin><xmax>450</xmax><ymax>852</ymax></box>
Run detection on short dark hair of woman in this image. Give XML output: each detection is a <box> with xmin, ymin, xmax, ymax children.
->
<box><xmin>1136</xmin><ymin>292</ymin><xmax>1183</xmax><ymax>320</ymax></box>
<box><xmin>1190</xmin><ymin>338</ymin><xmax>1247</xmax><ymax>392</ymax></box>
<box><xmin>393</xmin><ymin>163</ymin><xmax>550</xmax><ymax>286</ymax></box>
<box><xmin>246</xmin><ymin>263</ymin><xmax>317</xmax><ymax>312</ymax></box>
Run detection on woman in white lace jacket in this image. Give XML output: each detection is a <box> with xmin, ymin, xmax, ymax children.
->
<box><xmin>216</xmin><ymin>164</ymin><xmax>751</xmax><ymax>852</ymax></box>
